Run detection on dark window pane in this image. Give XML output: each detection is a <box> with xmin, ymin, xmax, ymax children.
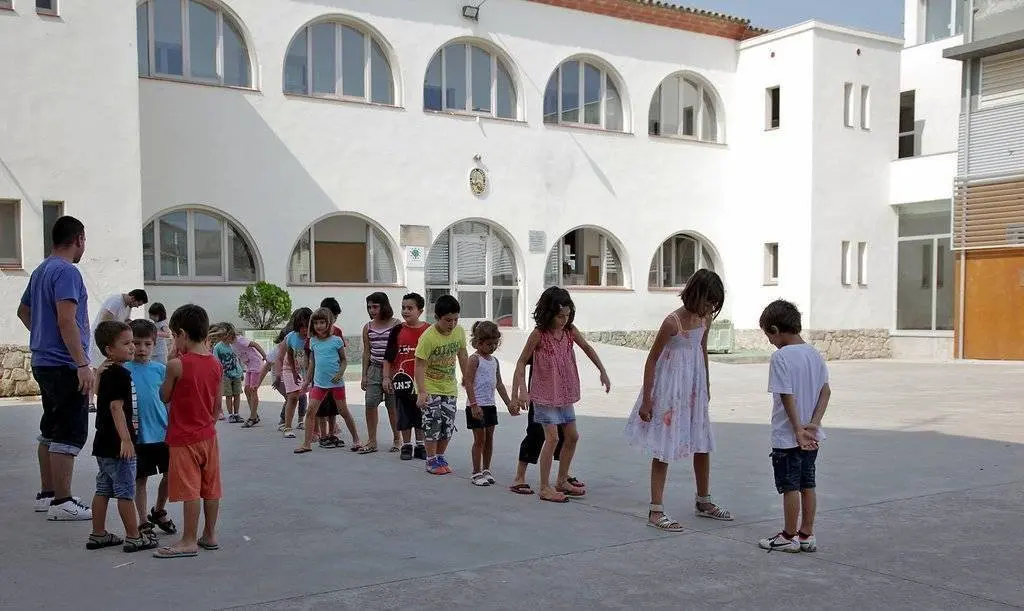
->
<box><xmin>370</xmin><ymin>39</ymin><xmax>394</xmax><ymax>104</ymax></box>
<box><xmin>311</xmin><ymin>23</ymin><xmax>336</xmax><ymax>95</ymax></box>
<box><xmin>284</xmin><ymin>29</ymin><xmax>308</xmax><ymax>93</ymax></box>
<box><xmin>341</xmin><ymin>26</ymin><xmax>365</xmax><ymax>98</ymax></box>
<box><xmin>153</xmin><ymin>0</ymin><xmax>183</xmax><ymax>76</ymax></box>
<box><xmin>188</xmin><ymin>1</ymin><xmax>217</xmax><ymax>80</ymax></box>
<box><xmin>424</xmin><ymin>52</ymin><xmax>442</xmax><ymax>110</ymax></box>
<box><xmin>561</xmin><ymin>61</ymin><xmax>579</xmax><ymax>123</ymax></box>
<box><xmin>223</xmin><ymin>18</ymin><xmax>250</xmax><ymax>87</ymax></box>
<box><xmin>444</xmin><ymin>44</ymin><xmax>467</xmax><ymax>110</ymax></box>
<box><xmin>471</xmin><ymin>46</ymin><xmax>492</xmax><ymax>113</ymax></box>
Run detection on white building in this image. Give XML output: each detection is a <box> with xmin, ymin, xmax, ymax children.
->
<box><xmin>1</xmin><ymin>0</ymin><xmax>970</xmax><ymax>374</ymax></box>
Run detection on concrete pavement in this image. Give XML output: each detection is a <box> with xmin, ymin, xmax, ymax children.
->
<box><xmin>1</xmin><ymin>339</ymin><xmax>1023</xmax><ymax>610</ymax></box>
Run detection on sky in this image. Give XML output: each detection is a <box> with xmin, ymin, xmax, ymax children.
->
<box><xmin>680</xmin><ymin>0</ymin><xmax>905</xmax><ymax>37</ymax></box>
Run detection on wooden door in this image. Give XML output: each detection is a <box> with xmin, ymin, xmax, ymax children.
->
<box><xmin>962</xmin><ymin>248</ymin><xmax>1024</xmax><ymax>360</ymax></box>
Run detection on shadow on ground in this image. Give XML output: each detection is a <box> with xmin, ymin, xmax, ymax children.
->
<box><xmin>0</xmin><ymin>402</ymin><xmax>1021</xmax><ymax>610</ymax></box>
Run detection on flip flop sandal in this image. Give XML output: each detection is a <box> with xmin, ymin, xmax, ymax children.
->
<box><xmin>293</xmin><ymin>447</ymin><xmax>312</xmax><ymax>454</ymax></box>
<box><xmin>357</xmin><ymin>445</ymin><xmax>378</xmax><ymax>455</ymax></box>
<box><xmin>540</xmin><ymin>493</ymin><xmax>570</xmax><ymax>504</ymax></box>
<box><xmin>198</xmin><ymin>538</ymin><xmax>220</xmax><ymax>551</ymax></box>
<box><xmin>508</xmin><ymin>484</ymin><xmax>535</xmax><ymax>495</ymax></box>
<box><xmin>86</xmin><ymin>531</ymin><xmax>124</xmax><ymax>550</ymax></box>
<box><xmin>567</xmin><ymin>477</ymin><xmax>586</xmax><ymax>488</ymax></box>
<box><xmin>153</xmin><ymin>546</ymin><xmax>198</xmax><ymax>559</ymax></box>
<box><xmin>557</xmin><ymin>484</ymin><xmax>586</xmax><ymax>497</ymax></box>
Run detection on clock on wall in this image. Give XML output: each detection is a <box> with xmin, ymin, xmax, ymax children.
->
<box><xmin>469</xmin><ymin>168</ymin><xmax>487</xmax><ymax>195</ymax></box>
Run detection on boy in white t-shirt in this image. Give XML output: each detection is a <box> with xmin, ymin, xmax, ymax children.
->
<box><xmin>757</xmin><ymin>300</ymin><xmax>831</xmax><ymax>554</ymax></box>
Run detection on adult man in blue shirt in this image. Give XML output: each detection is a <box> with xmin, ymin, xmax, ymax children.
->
<box><xmin>17</xmin><ymin>215</ymin><xmax>95</xmax><ymax>521</ymax></box>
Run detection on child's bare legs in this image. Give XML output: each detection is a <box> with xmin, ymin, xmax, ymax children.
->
<box><xmin>155</xmin><ymin>474</ymin><xmax>168</xmax><ymax>514</ymax></box>
<box><xmin>799</xmin><ymin>488</ymin><xmax>816</xmax><ymax>535</ymax></box>
<box><xmin>230</xmin><ymin>394</ymin><xmax>241</xmax><ymax>416</ymax></box>
<box><xmin>401</xmin><ymin>427</ymin><xmax>412</xmax><ymax>444</ymax></box>
<box><xmin>134</xmin><ymin>476</ymin><xmax>149</xmax><ymax>524</ymax></box>
<box><xmin>649</xmin><ymin>458</ymin><xmax>670</xmax><ymax>523</ymax></box>
<box><xmin>482</xmin><ymin>426</ymin><xmax>495</xmax><ymax>471</ymax></box>
<box><xmin>283</xmin><ymin>393</ymin><xmax>298</xmax><ymax>429</ymax></box>
<box><xmin>164</xmin><ymin>499</ymin><xmax>200</xmax><ymax>553</ymax></box>
<box><xmin>538</xmin><ymin>424</ymin><xmax>562</xmax><ymax>499</ymax></box>
<box><xmin>782</xmin><ymin>491</ymin><xmax>800</xmax><ymax>535</ymax></box>
<box><xmin>216</xmin><ymin>395</ymin><xmax>225</xmax><ymax>420</ymax></box>
<box><xmin>300</xmin><ymin>398</ymin><xmax>323</xmax><ymax>449</ymax></box>
<box><xmin>244</xmin><ymin>387</ymin><xmax>259</xmax><ymax>420</ymax></box>
<box><xmin>337</xmin><ymin>400</ymin><xmax>360</xmax><ymax>445</ymax></box>
<box><xmin>414</xmin><ymin>427</ymin><xmax>424</xmax><ymax>445</ymax></box>
<box><xmin>555</xmin><ymin>422</ymin><xmax>579</xmax><ymax>490</ymax></box>
<box><xmin>693</xmin><ymin>452</ymin><xmax>711</xmax><ymax>497</ymax></box>
<box><xmin>201</xmin><ymin>499</ymin><xmax>219</xmax><ymax>546</ymax></box>
<box><xmin>365</xmin><ymin>405</ymin><xmax>379</xmax><ymax>448</ymax></box>
<box><xmin>513</xmin><ymin>460</ymin><xmax>530</xmax><ymax>486</ymax></box>
<box><xmin>436</xmin><ymin>438</ymin><xmax>451</xmax><ymax>457</ymax></box>
<box><xmin>91</xmin><ymin>494</ymin><xmax>109</xmax><ymax>536</ymax></box>
<box><xmin>471</xmin><ymin>429</ymin><xmax>486</xmax><ymax>473</ymax></box>
<box><xmin>386</xmin><ymin>403</ymin><xmax>400</xmax><ymax>448</ymax></box>
<box><xmin>117</xmin><ymin>498</ymin><xmax>141</xmax><ymax>539</ymax></box>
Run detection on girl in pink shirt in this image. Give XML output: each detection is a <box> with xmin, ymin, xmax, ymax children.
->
<box><xmin>511</xmin><ymin>287</ymin><xmax>611</xmax><ymax>504</ymax></box>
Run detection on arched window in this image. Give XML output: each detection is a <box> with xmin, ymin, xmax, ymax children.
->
<box><xmin>289</xmin><ymin>214</ymin><xmax>398</xmax><ymax>284</ymax></box>
<box><xmin>649</xmin><ymin>74</ymin><xmax>721</xmax><ymax>142</ymax></box>
<box><xmin>142</xmin><ymin>208</ymin><xmax>259</xmax><ymax>283</ymax></box>
<box><xmin>545</xmin><ymin>227</ymin><xmax>626</xmax><ymax>288</ymax></box>
<box><xmin>543</xmin><ymin>58</ymin><xmax>624</xmax><ymax>131</ymax></box>
<box><xmin>283</xmin><ymin>19</ymin><xmax>395</xmax><ymax>104</ymax></box>
<box><xmin>136</xmin><ymin>0</ymin><xmax>253</xmax><ymax>88</ymax></box>
<box><xmin>648</xmin><ymin>233</ymin><xmax>717</xmax><ymax>289</ymax></box>
<box><xmin>424</xmin><ymin>42</ymin><xmax>517</xmax><ymax>119</ymax></box>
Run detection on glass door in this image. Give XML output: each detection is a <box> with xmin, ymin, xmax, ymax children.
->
<box><xmin>452</xmin><ymin>232</ymin><xmax>488</xmax><ymax>325</ymax></box>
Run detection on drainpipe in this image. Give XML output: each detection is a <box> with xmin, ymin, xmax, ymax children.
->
<box><xmin>957</xmin><ymin>0</ymin><xmax>975</xmax><ymax>360</ymax></box>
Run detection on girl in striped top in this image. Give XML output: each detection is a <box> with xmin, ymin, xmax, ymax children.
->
<box><xmin>358</xmin><ymin>292</ymin><xmax>401</xmax><ymax>454</ymax></box>
<box><xmin>512</xmin><ymin>287</ymin><xmax>611</xmax><ymax>504</ymax></box>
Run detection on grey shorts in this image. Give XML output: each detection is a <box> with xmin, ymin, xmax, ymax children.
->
<box><xmin>532</xmin><ymin>403</ymin><xmax>576</xmax><ymax>425</ymax></box>
<box><xmin>423</xmin><ymin>395</ymin><xmax>457</xmax><ymax>442</ymax></box>
<box><xmin>364</xmin><ymin>363</ymin><xmax>396</xmax><ymax>410</ymax></box>
<box><xmin>96</xmin><ymin>457</ymin><xmax>137</xmax><ymax>499</ymax></box>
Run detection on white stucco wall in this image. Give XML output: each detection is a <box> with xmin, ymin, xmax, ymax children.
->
<box><xmin>899</xmin><ymin>36</ymin><xmax>965</xmax><ymax>158</ymax></box>
<box><xmin>0</xmin><ymin>0</ymin><xmax>144</xmax><ymax>345</ymax></box>
<box><xmin>139</xmin><ymin>0</ymin><xmax>743</xmax><ymax>335</ymax></box>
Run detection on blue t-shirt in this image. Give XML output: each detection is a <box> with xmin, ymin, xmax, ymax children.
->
<box><xmin>310</xmin><ymin>335</ymin><xmax>345</xmax><ymax>389</ymax></box>
<box><xmin>20</xmin><ymin>256</ymin><xmax>90</xmax><ymax>368</ymax></box>
<box><xmin>125</xmin><ymin>360</ymin><xmax>168</xmax><ymax>444</ymax></box>
<box><xmin>214</xmin><ymin>342</ymin><xmax>243</xmax><ymax>379</ymax></box>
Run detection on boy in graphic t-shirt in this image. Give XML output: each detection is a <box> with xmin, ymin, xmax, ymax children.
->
<box><xmin>757</xmin><ymin>300</ymin><xmax>831</xmax><ymax>554</ymax></box>
<box><xmin>383</xmin><ymin>293</ymin><xmax>431</xmax><ymax>461</ymax></box>
<box><xmin>155</xmin><ymin>304</ymin><xmax>223</xmax><ymax>559</ymax></box>
<box><xmin>414</xmin><ymin>295</ymin><xmax>472</xmax><ymax>475</ymax></box>
<box><xmin>87</xmin><ymin>321</ymin><xmax>158</xmax><ymax>553</ymax></box>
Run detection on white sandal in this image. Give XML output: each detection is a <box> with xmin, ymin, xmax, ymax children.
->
<box><xmin>695</xmin><ymin>495</ymin><xmax>734</xmax><ymax>521</ymax></box>
<box><xmin>647</xmin><ymin>504</ymin><xmax>684</xmax><ymax>532</ymax></box>
<box><xmin>471</xmin><ymin>473</ymin><xmax>490</xmax><ymax>487</ymax></box>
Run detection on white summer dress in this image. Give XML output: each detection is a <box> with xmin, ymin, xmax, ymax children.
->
<box><xmin>624</xmin><ymin>313</ymin><xmax>715</xmax><ymax>462</ymax></box>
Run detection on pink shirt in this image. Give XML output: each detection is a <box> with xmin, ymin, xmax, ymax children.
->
<box><xmin>529</xmin><ymin>329</ymin><xmax>580</xmax><ymax>406</ymax></box>
<box><xmin>231</xmin><ymin>337</ymin><xmax>264</xmax><ymax>372</ymax></box>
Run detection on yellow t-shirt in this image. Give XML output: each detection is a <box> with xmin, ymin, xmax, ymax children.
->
<box><xmin>414</xmin><ymin>325</ymin><xmax>466</xmax><ymax>397</ymax></box>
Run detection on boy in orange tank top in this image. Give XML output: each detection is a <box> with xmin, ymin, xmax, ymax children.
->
<box><xmin>154</xmin><ymin>304</ymin><xmax>223</xmax><ymax>559</ymax></box>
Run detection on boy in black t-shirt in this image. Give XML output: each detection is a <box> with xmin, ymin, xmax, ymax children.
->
<box><xmin>87</xmin><ymin>321</ymin><xmax>158</xmax><ymax>553</ymax></box>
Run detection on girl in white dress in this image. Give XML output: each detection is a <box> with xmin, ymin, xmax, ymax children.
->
<box><xmin>624</xmin><ymin>269</ymin><xmax>734</xmax><ymax>531</ymax></box>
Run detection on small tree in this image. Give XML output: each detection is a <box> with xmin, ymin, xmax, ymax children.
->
<box><xmin>237</xmin><ymin>282</ymin><xmax>292</xmax><ymax>330</ymax></box>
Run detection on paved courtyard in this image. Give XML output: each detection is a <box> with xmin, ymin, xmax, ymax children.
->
<box><xmin>2</xmin><ymin>336</ymin><xmax>1023</xmax><ymax>610</ymax></box>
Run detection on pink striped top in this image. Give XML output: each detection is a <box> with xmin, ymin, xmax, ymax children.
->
<box><xmin>529</xmin><ymin>329</ymin><xmax>580</xmax><ymax>406</ymax></box>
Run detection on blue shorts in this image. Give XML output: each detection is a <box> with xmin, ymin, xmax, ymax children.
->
<box><xmin>532</xmin><ymin>403</ymin><xmax>576</xmax><ymax>425</ymax></box>
<box><xmin>770</xmin><ymin>448</ymin><xmax>818</xmax><ymax>494</ymax></box>
<box><xmin>96</xmin><ymin>457</ymin><xmax>137</xmax><ymax>499</ymax></box>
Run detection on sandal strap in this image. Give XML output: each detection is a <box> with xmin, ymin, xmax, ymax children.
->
<box><xmin>655</xmin><ymin>514</ymin><xmax>679</xmax><ymax>527</ymax></box>
<box><xmin>649</xmin><ymin>504</ymin><xmax>665</xmax><ymax>512</ymax></box>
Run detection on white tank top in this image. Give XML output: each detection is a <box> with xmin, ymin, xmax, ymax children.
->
<box><xmin>473</xmin><ymin>355</ymin><xmax>497</xmax><ymax>407</ymax></box>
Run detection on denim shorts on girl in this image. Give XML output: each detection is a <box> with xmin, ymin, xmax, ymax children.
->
<box><xmin>532</xmin><ymin>403</ymin><xmax>576</xmax><ymax>425</ymax></box>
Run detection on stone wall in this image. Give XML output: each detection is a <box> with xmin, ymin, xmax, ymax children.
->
<box><xmin>0</xmin><ymin>345</ymin><xmax>39</xmax><ymax>397</ymax></box>
<box><xmin>589</xmin><ymin>329</ymin><xmax>892</xmax><ymax>360</ymax></box>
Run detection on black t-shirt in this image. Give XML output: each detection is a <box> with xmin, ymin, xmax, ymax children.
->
<box><xmin>92</xmin><ymin>364</ymin><xmax>136</xmax><ymax>459</ymax></box>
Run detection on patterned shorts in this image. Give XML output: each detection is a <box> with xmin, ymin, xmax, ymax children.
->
<box><xmin>422</xmin><ymin>395</ymin><xmax>457</xmax><ymax>442</ymax></box>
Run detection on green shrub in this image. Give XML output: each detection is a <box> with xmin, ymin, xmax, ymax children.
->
<box><xmin>237</xmin><ymin>282</ymin><xmax>292</xmax><ymax>330</ymax></box>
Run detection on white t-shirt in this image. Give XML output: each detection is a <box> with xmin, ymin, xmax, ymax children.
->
<box><xmin>90</xmin><ymin>294</ymin><xmax>132</xmax><ymax>363</ymax></box>
<box><xmin>767</xmin><ymin>343</ymin><xmax>829</xmax><ymax>449</ymax></box>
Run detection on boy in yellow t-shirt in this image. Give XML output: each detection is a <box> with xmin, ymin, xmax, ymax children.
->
<box><xmin>415</xmin><ymin>295</ymin><xmax>472</xmax><ymax>475</ymax></box>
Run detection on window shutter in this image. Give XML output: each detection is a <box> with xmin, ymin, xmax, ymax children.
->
<box><xmin>979</xmin><ymin>50</ymin><xmax>1024</xmax><ymax>109</ymax></box>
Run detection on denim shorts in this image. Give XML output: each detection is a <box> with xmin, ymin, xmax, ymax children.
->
<box><xmin>96</xmin><ymin>457</ymin><xmax>137</xmax><ymax>499</ymax></box>
<box><xmin>770</xmin><ymin>447</ymin><xmax>818</xmax><ymax>494</ymax></box>
<box><xmin>532</xmin><ymin>403</ymin><xmax>576</xmax><ymax>426</ymax></box>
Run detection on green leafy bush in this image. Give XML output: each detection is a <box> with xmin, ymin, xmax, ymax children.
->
<box><xmin>237</xmin><ymin>282</ymin><xmax>292</xmax><ymax>330</ymax></box>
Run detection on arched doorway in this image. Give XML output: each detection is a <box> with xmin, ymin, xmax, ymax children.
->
<box><xmin>425</xmin><ymin>221</ymin><xmax>520</xmax><ymax>327</ymax></box>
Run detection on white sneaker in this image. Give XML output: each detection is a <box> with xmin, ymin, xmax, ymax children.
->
<box><xmin>482</xmin><ymin>470</ymin><xmax>496</xmax><ymax>485</ymax></box>
<box><xmin>759</xmin><ymin>532</ymin><xmax>801</xmax><ymax>553</ymax></box>
<box><xmin>47</xmin><ymin>498</ymin><xmax>92</xmax><ymax>521</ymax></box>
<box><xmin>283</xmin><ymin>428</ymin><xmax>296</xmax><ymax>439</ymax></box>
<box><xmin>34</xmin><ymin>495</ymin><xmax>53</xmax><ymax>512</ymax></box>
<box><xmin>799</xmin><ymin>534</ymin><xmax>817</xmax><ymax>552</ymax></box>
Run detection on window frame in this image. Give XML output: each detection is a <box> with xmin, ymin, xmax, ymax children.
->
<box><xmin>138</xmin><ymin>0</ymin><xmax>254</xmax><ymax>89</ymax></box>
<box><xmin>288</xmin><ymin>216</ymin><xmax>399</xmax><ymax>286</ymax></box>
<box><xmin>648</xmin><ymin>233</ymin><xmax>716</xmax><ymax>289</ymax></box>
<box><xmin>546</xmin><ymin>229</ymin><xmax>627</xmax><ymax>289</ymax></box>
<box><xmin>649</xmin><ymin>74</ymin><xmax>720</xmax><ymax>143</ymax></box>
<box><xmin>544</xmin><ymin>59</ymin><xmax>624</xmax><ymax>132</ymax></box>
<box><xmin>285</xmin><ymin>20</ymin><xmax>396</xmax><ymax>106</ymax></box>
<box><xmin>0</xmin><ymin>199</ymin><xmax>22</xmax><ymax>270</ymax></box>
<box><xmin>143</xmin><ymin>208</ymin><xmax>260</xmax><ymax>284</ymax></box>
<box><xmin>36</xmin><ymin>0</ymin><xmax>58</xmax><ymax>16</ymax></box>
<box><xmin>898</xmin><ymin>90</ymin><xmax>917</xmax><ymax>158</ymax></box>
<box><xmin>920</xmin><ymin>0</ymin><xmax>964</xmax><ymax>44</ymax></box>
<box><xmin>424</xmin><ymin>41</ymin><xmax>516</xmax><ymax>119</ymax></box>
<box><xmin>765</xmin><ymin>86</ymin><xmax>781</xmax><ymax>130</ymax></box>
<box><xmin>42</xmin><ymin>201</ymin><xmax>64</xmax><ymax>256</ymax></box>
